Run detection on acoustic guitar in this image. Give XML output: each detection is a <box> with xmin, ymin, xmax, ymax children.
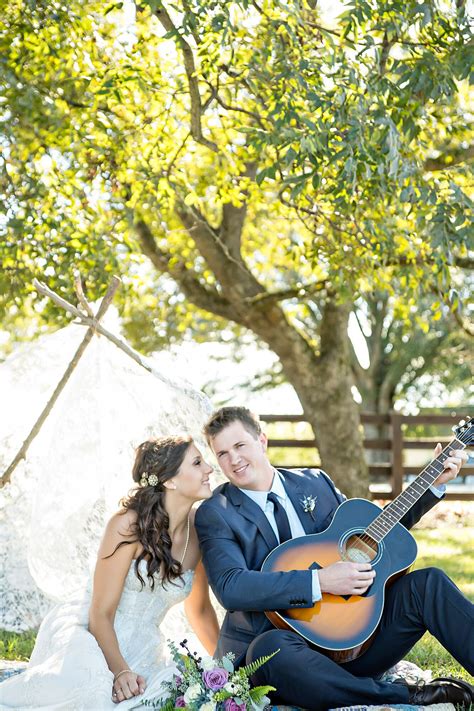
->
<box><xmin>262</xmin><ymin>417</ymin><xmax>473</xmax><ymax>663</ymax></box>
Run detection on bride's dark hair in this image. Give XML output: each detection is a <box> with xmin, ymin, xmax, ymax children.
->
<box><xmin>109</xmin><ymin>435</ymin><xmax>192</xmax><ymax>589</ymax></box>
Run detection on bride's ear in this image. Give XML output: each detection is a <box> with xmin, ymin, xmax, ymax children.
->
<box><xmin>163</xmin><ymin>479</ymin><xmax>177</xmax><ymax>491</ymax></box>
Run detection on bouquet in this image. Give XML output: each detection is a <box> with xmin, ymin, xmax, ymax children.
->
<box><xmin>141</xmin><ymin>639</ymin><xmax>277</xmax><ymax>710</ymax></box>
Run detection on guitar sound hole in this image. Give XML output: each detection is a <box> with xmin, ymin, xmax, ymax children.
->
<box><xmin>343</xmin><ymin>534</ymin><xmax>378</xmax><ymax>563</ymax></box>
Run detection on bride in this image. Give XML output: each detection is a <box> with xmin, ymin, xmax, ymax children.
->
<box><xmin>0</xmin><ymin>435</ymin><xmax>220</xmax><ymax>710</ymax></box>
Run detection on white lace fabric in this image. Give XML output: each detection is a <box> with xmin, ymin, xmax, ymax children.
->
<box><xmin>0</xmin><ymin>310</ymin><xmax>212</xmax><ymax>631</ymax></box>
<box><xmin>0</xmin><ymin>561</ymin><xmax>195</xmax><ymax>710</ymax></box>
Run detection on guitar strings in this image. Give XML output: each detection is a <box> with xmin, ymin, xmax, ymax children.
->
<box><xmin>347</xmin><ymin>428</ymin><xmax>470</xmax><ymax>553</ymax></box>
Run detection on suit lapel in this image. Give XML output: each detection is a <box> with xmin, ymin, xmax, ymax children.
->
<box><xmin>227</xmin><ymin>484</ymin><xmax>279</xmax><ymax>549</ymax></box>
<box><xmin>279</xmin><ymin>469</ymin><xmax>316</xmax><ymax>535</ymax></box>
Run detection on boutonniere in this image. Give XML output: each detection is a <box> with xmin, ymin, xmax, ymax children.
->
<box><xmin>301</xmin><ymin>495</ymin><xmax>317</xmax><ymax>520</ymax></box>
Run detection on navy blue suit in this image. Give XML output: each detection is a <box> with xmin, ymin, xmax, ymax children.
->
<box><xmin>196</xmin><ymin>468</ymin><xmax>474</xmax><ymax>710</ymax></box>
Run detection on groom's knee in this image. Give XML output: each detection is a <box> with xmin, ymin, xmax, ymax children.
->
<box><xmin>246</xmin><ymin>629</ymin><xmax>298</xmax><ymax>679</ymax></box>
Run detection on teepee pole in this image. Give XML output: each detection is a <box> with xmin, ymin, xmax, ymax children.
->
<box><xmin>32</xmin><ymin>278</ymin><xmax>155</xmax><ymax>375</ymax></box>
<box><xmin>0</xmin><ymin>277</ymin><xmax>120</xmax><ymax>488</ymax></box>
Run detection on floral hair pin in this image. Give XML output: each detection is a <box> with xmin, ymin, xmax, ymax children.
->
<box><xmin>140</xmin><ymin>471</ymin><xmax>159</xmax><ymax>488</ymax></box>
<box><xmin>301</xmin><ymin>494</ymin><xmax>317</xmax><ymax>520</ymax></box>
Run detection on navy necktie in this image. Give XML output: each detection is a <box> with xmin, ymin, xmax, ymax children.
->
<box><xmin>267</xmin><ymin>492</ymin><xmax>292</xmax><ymax>544</ymax></box>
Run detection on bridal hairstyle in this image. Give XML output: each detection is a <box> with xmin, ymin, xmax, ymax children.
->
<box><xmin>107</xmin><ymin>435</ymin><xmax>192</xmax><ymax>589</ymax></box>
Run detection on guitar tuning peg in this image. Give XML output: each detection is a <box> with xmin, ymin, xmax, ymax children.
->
<box><xmin>459</xmin><ymin>420</ymin><xmax>466</xmax><ymax>427</ymax></box>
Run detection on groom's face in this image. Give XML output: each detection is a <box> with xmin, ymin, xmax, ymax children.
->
<box><xmin>210</xmin><ymin>420</ymin><xmax>272</xmax><ymax>491</ymax></box>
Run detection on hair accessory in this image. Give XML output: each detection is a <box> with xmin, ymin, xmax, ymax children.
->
<box><xmin>140</xmin><ymin>472</ymin><xmax>159</xmax><ymax>487</ymax></box>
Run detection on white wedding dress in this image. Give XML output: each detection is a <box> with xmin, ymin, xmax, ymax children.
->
<box><xmin>0</xmin><ymin>561</ymin><xmax>195</xmax><ymax>710</ymax></box>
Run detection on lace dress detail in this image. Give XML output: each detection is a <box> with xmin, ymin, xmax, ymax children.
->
<box><xmin>0</xmin><ymin>562</ymin><xmax>195</xmax><ymax>710</ymax></box>
<box><xmin>0</xmin><ymin>312</ymin><xmax>212</xmax><ymax>632</ymax></box>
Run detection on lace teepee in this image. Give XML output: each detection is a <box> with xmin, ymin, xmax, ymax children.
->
<box><xmin>0</xmin><ymin>301</ymin><xmax>212</xmax><ymax>632</ymax></box>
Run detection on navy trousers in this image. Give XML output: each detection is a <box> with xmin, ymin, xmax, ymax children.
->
<box><xmin>246</xmin><ymin>567</ymin><xmax>474</xmax><ymax>710</ymax></box>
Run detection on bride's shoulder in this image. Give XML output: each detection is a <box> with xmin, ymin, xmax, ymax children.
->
<box><xmin>99</xmin><ymin>509</ymin><xmax>138</xmax><ymax>549</ymax></box>
<box><xmin>106</xmin><ymin>508</ymin><xmax>138</xmax><ymax>536</ymax></box>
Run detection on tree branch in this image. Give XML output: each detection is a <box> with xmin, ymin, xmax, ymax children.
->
<box><xmin>134</xmin><ymin>218</ymin><xmax>236</xmax><ymax>320</ymax></box>
<box><xmin>220</xmin><ymin>162</ymin><xmax>257</xmax><ymax>261</ymax></box>
<box><xmin>424</xmin><ymin>144</ymin><xmax>474</xmax><ymax>172</ymax></box>
<box><xmin>383</xmin><ymin>254</ymin><xmax>474</xmax><ymax>269</ymax></box>
<box><xmin>173</xmin><ymin>195</ymin><xmax>264</xmax><ymax>298</ymax></box>
<box><xmin>348</xmin><ymin>334</ymin><xmax>369</xmax><ymax>391</ymax></box>
<box><xmin>243</xmin><ymin>278</ymin><xmax>328</xmax><ymax>305</ymax></box>
<box><xmin>150</xmin><ymin>2</ymin><xmax>218</xmax><ymax>152</ymax></box>
<box><xmin>367</xmin><ymin>295</ymin><xmax>388</xmax><ymax>378</ymax></box>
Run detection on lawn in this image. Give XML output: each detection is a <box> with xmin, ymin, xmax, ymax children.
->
<box><xmin>1</xmin><ymin>526</ymin><xmax>473</xmax><ymax>683</ymax></box>
<box><xmin>406</xmin><ymin>526</ymin><xmax>473</xmax><ymax>683</ymax></box>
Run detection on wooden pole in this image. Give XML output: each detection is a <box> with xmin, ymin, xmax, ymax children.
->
<box><xmin>0</xmin><ymin>277</ymin><xmax>120</xmax><ymax>488</ymax></box>
<box><xmin>32</xmin><ymin>278</ymin><xmax>199</xmax><ymax>398</ymax></box>
<box><xmin>33</xmin><ymin>278</ymin><xmax>155</xmax><ymax>375</ymax></box>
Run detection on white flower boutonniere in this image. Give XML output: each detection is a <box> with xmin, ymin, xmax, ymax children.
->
<box><xmin>301</xmin><ymin>494</ymin><xmax>317</xmax><ymax>520</ymax></box>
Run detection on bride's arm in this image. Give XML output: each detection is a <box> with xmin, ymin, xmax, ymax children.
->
<box><xmin>184</xmin><ymin>560</ymin><xmax>220</xmax><ymax>656</ymax></box>
<box><xmin>89</xmin><ymin>511</ymin><xmax>146</xmax><ymax>702</ymax></box>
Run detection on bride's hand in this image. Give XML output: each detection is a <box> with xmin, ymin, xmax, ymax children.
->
<box><xmin>112</xmin><ymin>671</ymin><xmax>146</xmax><ymax>703</ymax></box>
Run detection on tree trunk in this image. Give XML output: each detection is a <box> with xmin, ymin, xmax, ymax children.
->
<box><xmin>239</xmin><ymin>298</ymin><xmax>369</xmax><ymax>497</ymax></box>
<box><xmin>307</xmin><ymin>299</ymin><xmax>369</xmax><ymax>497</ymax></box>
<box><xmin>137</xmin><ymin>217</ymin><xmax>369</xmax><ymax>497</ymax></box>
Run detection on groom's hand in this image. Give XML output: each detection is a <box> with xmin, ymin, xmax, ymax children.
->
<box><xmin>318</xmin><ymin>561</ymin><xmax>375</xmax><ymax>596</ymax></box>
<box><xmin>432</xmin><ymin>442</ymin><xmax>468</xmax><ymax>486</ymax></box>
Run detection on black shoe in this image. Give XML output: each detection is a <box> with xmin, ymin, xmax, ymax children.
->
<box><xmin>406</xmin><ymin>676</ymin><xmax>474</xmax><ymax>706</ymax></box>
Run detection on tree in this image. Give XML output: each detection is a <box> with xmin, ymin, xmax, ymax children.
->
<box><xmin>1</xmin><ymin>0</ymin><xmax>472</xmax><ymax>495</ymax></box>
<box><xmin>350</xmin><ymin>290</ymin><xmax>473</xmax><ymax>416</ymax></box>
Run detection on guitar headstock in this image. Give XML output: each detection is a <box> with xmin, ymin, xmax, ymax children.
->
<box><xmin>453</xmin><ymin>417</ymin><xmax>474</xmax><ymax>446</ymax></box>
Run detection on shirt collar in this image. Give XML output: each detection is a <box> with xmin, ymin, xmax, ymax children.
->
<box><xmin>240</xmin><ymin>469</ymin><xmax>287</xmax><ymax>511</ymax></box>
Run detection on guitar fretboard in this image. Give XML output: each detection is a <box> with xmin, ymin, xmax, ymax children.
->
<box><xmin>366</xmin><ymin>438</ymin><xmax>466</xmax><ymax>543</ymax></box>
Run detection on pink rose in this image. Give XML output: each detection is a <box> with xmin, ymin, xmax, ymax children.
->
<box><xmin>202</xmin><ymin>668</ymin><xmax>229</xmax><ymax>691</ymax></box>
<box><xmin>224</xmin><ymin>699</ymin><xmax>246</xmax><ymax>711</ymax></box>
<box><xmin>175</xmin><ymin>696</ymin><xmax>186</xmax><ymax>707</ymax></box>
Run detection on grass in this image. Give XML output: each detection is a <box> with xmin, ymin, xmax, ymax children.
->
<box><xmin>1</xmin><ymin>526</ymin><xmax>473</xmax><ymax>684</ymax></box>
<box><xmin>0</xmin><ymin>628</ymin><xmax>36</xmax><ymax>662</ymax></box>
<box><xmin>405</xmin><ymin>526</ymin><xmax>474</xmax><ymax>683</ymax></box>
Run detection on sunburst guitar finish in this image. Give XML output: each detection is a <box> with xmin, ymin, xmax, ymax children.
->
<box><xmin>262</xmin><ymin>498</ymin><xmax>417</xmax><ymax>663</ymax></box>
<box><xmin>261</xmin><ymin>420</ymin><xmax>473</xmax><ymax>663</ymax></box>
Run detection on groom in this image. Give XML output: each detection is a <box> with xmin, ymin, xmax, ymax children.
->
<box><xmin>195</xmin><ymin>406</ymin><xmax>474</xmax><ymax>710</ymax></box>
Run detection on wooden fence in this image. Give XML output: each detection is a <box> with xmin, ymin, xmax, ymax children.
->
<box><xmin>260</xmin><ymin>412</ymin><xmax>474</xmax><ymax>500</ymax></box>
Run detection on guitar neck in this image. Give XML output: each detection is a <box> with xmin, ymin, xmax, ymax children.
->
<box><xmin>366</xmin><ymin>438</ymin><xmax>466</xmax><ymax>542</ymax></box>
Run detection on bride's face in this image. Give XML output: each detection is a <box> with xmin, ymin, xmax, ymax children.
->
<box><xmin>172</xmin><ymin>442</ymin><xmax>213</xmax><ymax>501</ymax></box>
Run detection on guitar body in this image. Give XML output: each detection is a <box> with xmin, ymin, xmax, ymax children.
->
<box><xmin>262</xmin><ymin>498</ymin><xmax>418</xmax><ymax>663</ymax></box>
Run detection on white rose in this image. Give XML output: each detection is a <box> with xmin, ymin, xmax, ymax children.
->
<box><xmin>224</xmin><ymin>681</ymin><xmax>244</xmax><ymax>695</ymax></box>
<box><xmin>201</xmin><ymin>656</ymin><xmax>216</xmax><ymax>671</ymax></box>
<box><xmin>200</xmin><ymin>703</ymin><xmax>216</xmax><ymax>711</ymax></box>
<box><xmin>184</xmin><ymin>683</ymin><xmax>202</xmax><ymax>703</ymax></box>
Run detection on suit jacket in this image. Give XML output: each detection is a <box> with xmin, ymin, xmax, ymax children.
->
<box><xmin>195</xmin><ymin>467</ymin><xmax>439</xmax><ymax>665</ymax></box>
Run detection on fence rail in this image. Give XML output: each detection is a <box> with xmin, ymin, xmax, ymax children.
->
<box><xmin>260</xmin><ymin>412</ymin><xmax>474</xmax><ymax>500</ymax></box>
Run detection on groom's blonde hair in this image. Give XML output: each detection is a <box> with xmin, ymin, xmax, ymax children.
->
<box><xmin>204</xmin><ymin>406</ymin><xmax>262</xmax><ymax>443</ymax></box>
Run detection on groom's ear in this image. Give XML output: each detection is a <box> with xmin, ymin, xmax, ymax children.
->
<box><xmin>259</xmin><ymin>433</ymin><xmax>268</xmax><ymax>451</ymax></box>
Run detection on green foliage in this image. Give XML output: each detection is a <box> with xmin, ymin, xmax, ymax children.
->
<box><xmin>0</xmin><ymin>0</ymin><xmax>471</xmax><ymax>410</ymax></box>
<box><xmin>408</xmin><ymin>526</ymin><xmax>474</xmax><ymax>682</ymax></box>
<box><xmin>0</xmin><ymin>629</ymin><xmax>36</xmax><ymax>661</ymax></box>
<box><xmin>238</xmin><ymin>649</ymin><xmax>279</xmax><ymax>678</ymax></box>
<box><xmin>249</xmin><ymin>684</ymin><xmax>277</xmax><ymax>705</ymax></box>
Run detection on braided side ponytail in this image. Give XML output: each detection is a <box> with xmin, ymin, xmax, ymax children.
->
<box><xmin>107</xmin><ymin>436</ymin><xmax>192</xmax><ymax>588</ymax></box>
